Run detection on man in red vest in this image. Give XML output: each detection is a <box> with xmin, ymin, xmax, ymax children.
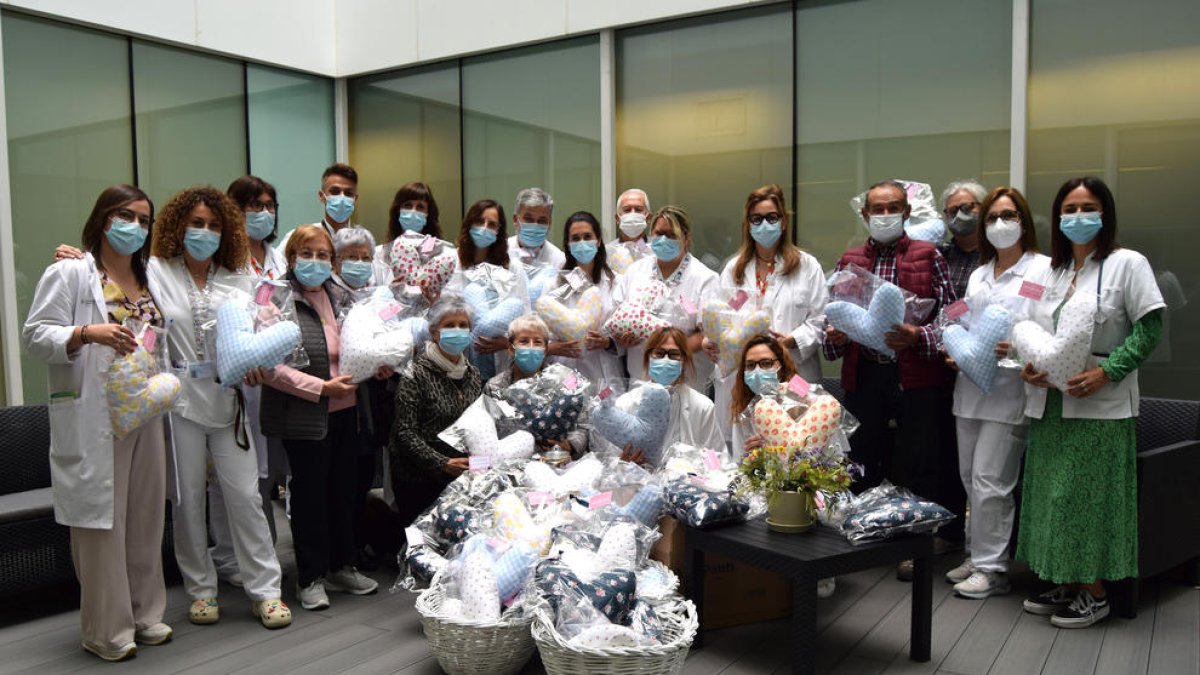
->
<box><xmin>824</xmin><ymin>180</ymin><xmax>963</xmax><ymax>560</ymax></box>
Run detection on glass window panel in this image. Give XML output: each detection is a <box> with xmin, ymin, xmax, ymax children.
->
<box><xmin>247</xmin><ymin>64</ymin><xmax>335</xmax><ymax>241</ymax></box>
<box><xmin>617</xmin><ymin>7</ymin><xmax>792</xmax><ymax>269</ymax></box>
<box><xmin>132</xmin><ymin>41</ymin><xmax>245</xmax><ymax>207</ymax></box>
<box><xmin>1028</xmin><ymin>0</ymin><xmax>1200</xmax><ymax>398</ymax></box>
<box><xmin>349</xmin><ymin>63</ymin><xmax>462</xmax><ymax>246</ymax></box>
<box><xmin>463</xmin><ymin>37</ymin><xmax>599</xmax><ymax>241</ymax></box>
<box><xmin>3</xmin><ymin>13</ymin><xmax>134</xmax><ymax>404</ymax></box>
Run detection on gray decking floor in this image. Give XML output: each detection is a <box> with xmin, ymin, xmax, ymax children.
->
<box><xmin>2</xmin><ymin>505</ymin><xmax>1196</xmax><ymax>675</ymax></box>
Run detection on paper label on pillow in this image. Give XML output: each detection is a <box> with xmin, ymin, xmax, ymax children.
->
<box><xmin>589</xmin><ymin>491</ymin><xmax>613</xmax><ymax>509</ymax></box>
<box><xmin>377</xmin><ymin>302</ymin><xmax>402</xmax><ymax>321</ymax></box>
<box><xmin>420</xmin><ymin>236</ymin><xmax>436</xmax><ymax>255</ymax></box>
<box><xmin>405</xmin><ymin>526</ymin><xmax>424</xmax><ymax>548</ymax></box>
<box><xmin>728</xmin><ymin>290</ymin><xmax>749</xmax><ymax>311</ymax></box>
<box><xmin>564</xmin><ymin>372</ymin><xmax>579</xmax><ymax>391</ymax></box>
<box><xmin>678</xmin><ymin>295</ymin><xmax>697</xmax><ymax>316</ymax></box>
<box><xmin>141</xmin><ymin>329</ymin><xmax>157</xmax><ymax>353</ymax></box>
<box><xmin>1019</xmin><ymin>281</ymin><xmax>1045</xmax><ymax>301</ymax></box>
<box><xmin>255</xmin><ymin>284</ymin><xmax>275</xmax><ymax>306</ymax></box>
<box><xmin>469</xmin><ymin>455</ymin><xmax>491</xmax><ymax>472</ymax></box>
<box><xmin>944</xmin><ymin>300</ymin><xmax>969</xmax><ymax>321</ymax></box>
<box><xmin>487</xmin><ymin>537</ymin><xmax>511</xmax><ymax>554</ymax></box>
<box><xmin>704</xmin><ymin>449</ymin><xmax>722</xmax><ymax>470</ymax></box>
<box><xmin>788</xmin><ymin>375</ymin><xmax>810</xmax><ymax>397</ymax></box>
<box><xmin>528</xmin><ymin>491</ymin><xmax>554</xmax><ymax>506</ymax></box>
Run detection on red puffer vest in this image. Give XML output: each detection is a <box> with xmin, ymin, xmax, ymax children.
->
<box><xmin>837</xmin><ymin>236</ymin><xmax>951</xmax><ymax>392</ymax></box>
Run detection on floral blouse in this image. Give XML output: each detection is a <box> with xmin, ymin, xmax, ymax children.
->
<box><xmin>100</xmin><ymin>270</ymin><xmax>161</xmax><ymax>328</ymax></box>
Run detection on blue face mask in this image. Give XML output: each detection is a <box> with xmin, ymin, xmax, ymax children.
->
<box><xmin>513</xmin><ymin>347</ymin><xmax>545</xmax><ymax>374</ymax></box>
<box><xmin>517</xmin><ymin>222</ymin><xmax>549</xmax><ymax>248</ymax></box>
<box><xmin>339</xmin><ymin>260</ymin><xmax>374</xmax><ymax>288</ymax></box>
<box><xmin>470</xmin><ymin>226</ymin><xmax>498</xmax><ymax>248</ymax></box>
<box><xmin>184</xmin><ymin>227</ymin><xmax>221</xmax><ymax>262</ymax></box>
<box><xmin>398</xmin><ymin>209</ymin><xmax>427</xmax><ymax>232</ymax></box>
<box><xmin>294</xmin><ymin>259</ymin><xmax>332</xmax><ymax>287</ymax></box>
<box><xmin>324</xmin><ymin>194</ymin><xmax>355</xmax><ymax>223</ymax></box>
<box><xmin>245</xmin><ymin>210</ymin><xmax>275</xmax><ymax>241</ymax></box>
<box><xmin>750</xmin><ymin>221</ymin><xmax>783</xmax><ymax>248</ymax></box>
<box><xmin>648</xmin><ymin>358</ymin><xmax>682</xmax><ymax>387</ymax></box>
<box><xmin>105</xmin><ymin>218</ymin><xmax>147</xmax><ymax>256</ymax></box>
<box><xmin>743</xmin><ymin>367</ymin><xmax>779</xmax><ymax>396</ymax></box>
<box><xmin>569</xmin><ymin>240</ymin><xmax>599</xmax><ymax>264</ymax></box>
<box><xmin>1060</xmin><ymin>212</ymin><xmax>1103</xmax><ymax>245</ymax></box>
<box><xmin>650</xmin><ymin>235</ymin><xmax>681</xmax><ymax>262</ymax></box>
<box><xmin>438</xmin><ymin>327</ymin><xmax>472</xmax><ymax>355</ymax></box>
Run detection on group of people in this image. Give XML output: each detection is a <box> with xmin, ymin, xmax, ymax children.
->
<box><xmin>22</xmin><ymin>163</ymin><xmax>1161</xmax><ymax>660</ymax></box>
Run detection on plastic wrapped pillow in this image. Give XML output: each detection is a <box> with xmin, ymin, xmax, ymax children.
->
<box><xmin>701</xmin><ymin>289</ymin><xmax>773</xmax><ymax>377</ymax></box>
<box><xmin>339</xmin><ymin>286</ymin><xmax>417</xmax><ymax>382</ymax></box>
<box><xmin>106</xmin><ymin>323</ymin><xmax>180</xmax><ymax>438</ymax></box>
<box><xmin>501</xmin><ymin>364</ymin><xmax>590</xmax><ymax>444</ymax></box>
<box><xmin>615</xmin><ymin>484</ymin><xmax>665</xmax><ymax>527</ymax></box>
<box><xmin>390</xmin><ymin>232</ymin><xmax>457</xmax><ymax>296</ymax></box>
<box><xmin>405</xmin><ymin>545</ymin><xmax>448</xmax><ymax>585</ymax></box>
<box><xmin>536</xmin><ymin>282</ymin><xmax>604</xmax><ymax>343</ymax></box>
<box><xmin>590</xmin><ymin>382</ymin><xmax>672</xmax><ymax>466</ymax></box>
<box><xmin>942</xmin><ymin>303</ymin><xmax>1014</xmax><ymax>393</ymax></box>
<box><xmin>752</xmin><ymin>394</ymin><xmax>843</xmax><ymax>451</ymax></box>
<box><xmin>602</xmin><ymin>281</ymin><xmax>672</xmax><ymax>341</ymax></box>
<box><xmin>536</xmin><ymin>559</ymin><xmax>638</xmax><ymax>625</ymax></box>
<box><xmin>1011</xmin><ymin>290</ymin><xmax>1097</xmax><ymax>390</ymax></box>
<box><xmin>664</xmin><ymin>478</ymin><xmax>750</xmax><ymax>529</ymax></box>
<box><xmin>825</xmin><ymin>282</ymin><xmax>905</xmax><ymax>357</ymax></box>
<box><xmin>214</xmin><ymin>291</ymin><xmax>301</xmax><ymax>386</ymax></box>
<box><xmin>839</xmin><ymin>481</ymin><xmax>955</xmax><ymax>544</ymax></box>
<box><xmin>438</xmin><ymin>395</ymin><xmax>536</xmax><ymax>462</ymax></box>
<box><xmin>522</xmin><ymin>455</ymin><xmax>604</xmax><ymax>495</ymax></box>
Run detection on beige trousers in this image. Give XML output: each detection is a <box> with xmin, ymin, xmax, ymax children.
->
<box><xmin>70</xmin><ymin>416</ymin><xmax>167</xmax><ymax>649</ymax></box>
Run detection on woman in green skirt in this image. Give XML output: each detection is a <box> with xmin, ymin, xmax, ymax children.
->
<box><xmin>1018</xmin><ymin>176</ymin><xmax>1165</xmax><ymax>629</ymax></box>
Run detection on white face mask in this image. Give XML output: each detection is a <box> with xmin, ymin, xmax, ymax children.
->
<box><xmin>985</xmin><ymin>219</ymin><xmax>1023</xmax><ymax>250</ymax></box>
<box><xmin>618</xmin><ymin>212</ymin><xmax>647</xmax><ymax>238</ymax></box>
<box><xmin>868</xmin><ymin>213</ymin><xmax>904</xmax><ymax>244</ymax></box>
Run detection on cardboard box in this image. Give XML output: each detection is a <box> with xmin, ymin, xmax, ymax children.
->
<box><xmin>651</xmin><ymin>516</ymin><xmax>792</xmax><ymax>630</ymax></box>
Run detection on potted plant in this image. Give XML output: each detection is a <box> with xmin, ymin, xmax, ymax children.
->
<box><xmin>737</xmin><ymin>445</ymin><xmax>857</xmax><ymax>533</ymax></box>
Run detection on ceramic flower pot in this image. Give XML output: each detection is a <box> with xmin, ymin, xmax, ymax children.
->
<box><xmin>766</xmin><ymin>490</ymin><xmax>815</xmax><ymax>533</ymax></box>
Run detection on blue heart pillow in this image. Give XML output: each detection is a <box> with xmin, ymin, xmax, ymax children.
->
<box><xmin>591</xmin><ymin>384</ymin><xmax>672</xmax><ymax>466</ymax></box>
<box><xmin>825</xmin><ymin>282</ymin><xmax>905</xmax><ymax>357</ymax></box>
<box><xmin>215</xmin><ymin>300</ymin><xmax>301</xmax><ymax>385</ymax></box>
<box><xmin>943</xmin><ymin>304</ymin><xmax>1013</xmax><ymax>392</ymax></box>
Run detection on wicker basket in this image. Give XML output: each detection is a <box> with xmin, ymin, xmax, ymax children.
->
<box><xmin>414</xmin><ymin>580</ymin><xmax>536</xmax><ymax>675</ymax></box>
<box><xmin>532</xmin><ymin>600</ymin><xmax>698</xmax><ymax>675</ymax></box>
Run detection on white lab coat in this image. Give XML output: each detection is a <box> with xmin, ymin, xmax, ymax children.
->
<box><xmin>251</xmin><ymin>242</ymin><xmax>288</xmax><ymax>281</ymax></box>
<box><xmin>546</xmin><ymin>272</ymin><xmax>625</xmax><ymax>386</ymax></box>
<box><xmin>666</xmin><ymin>384</ymin><xmax>725</xmax><ymax>451</ymax></box>
<box><xmin>507</xmin><ymin>235</ymin><xmax>566</xmax><ymax>270</ymax></box>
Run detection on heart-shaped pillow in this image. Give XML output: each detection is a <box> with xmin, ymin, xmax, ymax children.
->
<box><xmin>493</xmin><ymin>492</ymin><xmax>553</xmax><ymax>554</ymax></box>
<box><xmin>462</xmin><ymin>283</ymin><xmax>525</xmax><ymax>339</ymax></box>
<box><xmin>665</xmin><ymin>478</ymin><xmax>749</xmax><ymax>528</ymax></box>
<box><xmin>538</xmin><ymin>563</ymin><xmax>638</xmax><ymax>625</ymax></box>
<box><xmin>535</xmin><ymin>286</ymin><xmax>603</xmax><ymax>343</ymax></box>
<box><xmin>522</xmin><ymin>455</ymin><xmax>604</xmax><ymax>495</ymax></box>
<box><xmin>1011</xmin><ymin>291</ymin><xmax>1095</xmax><ymax>390</ymax></box>
<box><xmin>603</xmin><ymin>282</ymin><xmax>670</xmax><ymax>342</ymax></box>
<box><xmin>505</xmin><ymin>388</ymin><xmax>586</xmax><ymax>444</ymax></box>
<box><xmin>701</xmin><ymin>299</ymin><xmax>773</xmax><ymax>377</ymax></box>
<box><xmin>596</xmin><ymin>522</ymin><xmax>639</xmax><ymax>569</ymax></box>
<box><xmin>568</xmin><ymin>624</ymin><xmax>648</xmax><ymax>649</ymax></box>
<box><xmin>390</xmin><ymin>234</ymin><xmax>457</xmax><ymax>295</ymax></box>
<box><xmin>615</xmin><ymin>484</ymin><xmax>665</xmax><ymax>527</ymax></box>
<box><xmin>943</xmin><ymin>304</ymin><xmax>1014</xmax><ymax>393</ymax></box>
<box><xmin>591</xmin><ymin>384</ymin><xmax>672</xmax><ymax>466</ymax></box>
<box><xmin>459</xmin><ymin>550</ymin><xmax>502</xmax><ymax>621</ymax></box>
<box><xmin>752</xmin><ymin>394</ymin><xmax>843</xmax><ymax>450</ymax></box>
<box><xmin>454</xmin><ymin>397</ymin><xmax>536</xmax><ymax>461</ymax></box>
<box><xmin>107</xmin><ymin>347</ymin><xmax>181</xmax><ymax>437</ymax></box>
<box><xmin>215</xmin><ymin>300</ymin><xmax>302</xmax><ymax>385</ymax></box>
<box><xmin>825</xmin><ymin>282</ymin><xmax>905</xmax><ymax>356</ymax></box>
<box><xmin>434</xmin><ymin>504</ymin><xmax>474</xmax><ymax>544</ymax></box>
<box><xmin>339</xmin><ymin>293</ymin><xmax>415</xmax><ymax>383</ymax></box>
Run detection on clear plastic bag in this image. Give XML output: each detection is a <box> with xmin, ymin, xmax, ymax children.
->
<box><xmin>588</xmin><ymin>379</ymin><xmax>672</xmax><ymax>467</ymax></box>
<box><xmin>700</xmin><ymin>288</ymin><xmax>773</xmax><ymax>377</ymax></box>
<box><xmin>209</xmin><ymin>285</ymin><xmax>302</xmax><ymax>387</ymax></box>
<box><xmin>827</xmin><ymin>262</ymin><xmax>936</xmax><ymax>326</ymax></box>
<box><xmin>663</xmin><ymin>476</ymin><xmax>755</xmax><ymax>529</ymax></box>
<box><xmin>535</xmin><ymin>269</ymin><xmax>605</xmax><ymax>344</ymax></box>
<box><xmin>438</xmin><ymin>395</ymin><xmax>537</xmax><ymax>462</ymax></box>
<box><xmin>839</xmin><ymin>480</ymin><xmax>956</xmax><ymax>544</ymax></box>
<box><xmin>1010</xmin><ymin>285</ymin><xmax>1099</xmax><ymax>391</ymax></box>
<box><xmin>250</xmin><ymin>278</ymin><xmax>311</xmax><ymax>370</ymax></box>
<box><xmin>936</xmin><ymin>294</ymin><xmax>1019</xmax><ymax>393</ymax></box>
<box><xmin>499</xmin><ymin>363</ymin><xmax>591</xmax><ymax>445</ymax></box>
<box><xmin>389</xmin><ymin>231</ymin><xmax>458</xmax><ymax>298</ymax></box>
<box><xmin>105</xmin><ymin>320</ymin><xmax>180</xmax><ymax>438</ymax></box>
<box><xmin>339</xmin><ymin>285</ymin><xmax>421</xmax><ymax>383</ymax></box>
<box><xmin>602</xmin><ymin>280</ymin><xmax>691</xmax><ymax>342</ymax></box>
<box><xmin>524</xmin><ymin>262</ymin><xmax>561</xmax><ymax>305</ymax></box>
<box><xmin>848</xmin><ymin>180</ymin><xmax>945</xmax><ymax>244</ymax></box>
<box><xmin>606</xmin><ymin>239</ymin><xmax>652</xmax><ymax>276</ymax></box>
<box><xmin>736</xmin><ymin>377</ymin><xmax>859</xmax><ymax>453</ymax></box>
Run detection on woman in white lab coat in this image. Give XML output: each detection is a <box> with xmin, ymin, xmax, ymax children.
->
<box><xmin>709</xmin><ymin>184</ymin><xmax>827</xmax><ymax>442</ymax></box>
<box><xmin>372</xmin><ymin>181</ymin><xmax>454</xmax><ymax>286</ymax></box>
<box><xmin>641</xmin><ymin>327</ymin><xmax>724</xmax><ymax>453</ymax></box>
<box><xmin>23</xmin><ymin>184</ymin><xmax>171</xmax><ymax>661</ymax></box>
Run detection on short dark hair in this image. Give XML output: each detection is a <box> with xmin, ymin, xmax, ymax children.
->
<box><xmin>81</xmin><ymin>184</ymin><xmax>154</xmax><ymax>289</ymax></box>
<box><xmin>226</xmin><ymin>175</ymin><xmax>279</xmax><ymax>243</ymax></box>
<box><xmin>321</xmin><ymin>163</ymin><xmax>358</xmax><ymax>186</ymax></box>
<box><xmin>977</xmin><ymin>186</ymin><xmax>1039</xmax><ymax>264</ymax></box>
<box><xmin>864</xmin><ymin>179</ymin><xmax>908</xmax><ymax>208</ymax></box>
<box><xmin>1049</xmin><ymin>176</ymin><xmax>1119</xmax><ymax>269</ymax></box>
<box><xmin>387</xmin><ymin>181</ymin><xmax>440</xmax><ymax>241</ymax></box>
<box><xmin>561</xmin><ymin>210</ymin><xmax>613</xmax><ymax>284</ymax></box>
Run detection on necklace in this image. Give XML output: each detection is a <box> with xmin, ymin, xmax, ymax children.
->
<box><xmin>755</xmin><ymin>257</ymin><xmax>774</xmax><ymax>296</ymax></box>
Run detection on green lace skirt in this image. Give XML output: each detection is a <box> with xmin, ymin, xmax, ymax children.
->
<box><xmin>1016</xmin><ymin>389</ymin><xmax>1138</xmax><ymax>583</ymax></box>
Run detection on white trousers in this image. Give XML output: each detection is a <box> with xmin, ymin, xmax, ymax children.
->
<box><xmin>955</xmin><ymin>417</ymin><xmax>1027</xmax><ymax>573</ymax></box>
<box><xmin>171</xmin><ymin>415</ymin><xmax>282</xmax><ymax>601</ymax></box>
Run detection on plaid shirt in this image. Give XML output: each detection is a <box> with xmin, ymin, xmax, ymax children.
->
<box><xmin>823</xmin><ymin>238</ymin><xmax>956</xmax><ymax>362</ymax></box>
<box><xmin>938</xmin><ymin>241</ymin><xmax>982</xmax><ymax>300</ymax></box>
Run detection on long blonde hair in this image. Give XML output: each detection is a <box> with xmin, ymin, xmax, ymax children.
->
<box><xmin>731</xmin><ymin>184</ymin><xmax>802</xmax><ymax>285</ymax></box>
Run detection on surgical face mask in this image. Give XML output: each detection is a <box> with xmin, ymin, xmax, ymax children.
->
<box><xmin>743</xmin><ymin>367</ymin><xmax>779</xmax><ymax>396</ymax></box>
<box><xmin>750</xmin><ymin>221</ymin><xmax>782</xmax><ymax>248</ymax></box>
<box><xmin>985</xmin><ymin>219</ymin><xmax>1023</xmax><ymax>250</ymax></box>
<box><xmin>517</xmin><ymin>222</ymin><xmax>549</xmax><ymax>248</ymax></box>
<box><xmin>1060</xmin><ymin>212</ymin><xmax>1103</xmax><ymax>245</ymax></box>
<box><xmin>868</xmin><ymin>213</ymin><xmax>905</xmax><ymax>245</ymax></box>
<box><xmin>294</xmin><ymin>259</ymin><xmax>332</xmax><ymax>287</ymax></box>
<box><xmin>513</xmin><ymin>347</ymin><xmax>545</xmax><ymax>374</ymax></box>
<box><xmin>650</xmin><ymin>235</ymin><xmax>681</xmax><ymax>262</ymax></box>
<box><xmin>438</xmin><ymin>327</ymin><xmax>472</xmax><ymax>355</ymax></box>
<box><xmin>105</xmin><ymin>218</ymin><xmax>147</xmax><ymax>256</ymax></box>
<box><xmin>184</xmin><ymin>227</ymin><xmax>221</xmax><ymax>262</ymax></box>
<box><xmin>470</xmin><ymin>226</ymin><xmax>498</xmax><ymax>248</ymax></box>
<box><xmin>324</xmin><ymin>193</ymin><xmax>355</xmax><ymax>223</ymax></box>
<box><xmin>648</xmin><ymin>357</ymin><xmax>682</xmax><ymax>386</ymax></box>
<box><xmin>618</xmin><ymin>212</ymin><xmax>647</xmax><ymax>239</ymax></box>
<box><xmin>948</xmin><ymin>210</ymin><xmax>978</xmax><ymax>236</ymax></box>
<box><xmin>569</xmin><ymin>240</ymin><xmax>598</xmax><ymax>264</ymax></box>
<box><xmin>398</xmin><ymin>209</ymin><xmax>427</xmax><ymax>233</ymax></box>
<box><xmin>339</xmin><ymin>260</ymin><xmax>374</xmax><ymax>288</ymax></box>
<box><xmin>245</xmin><ymin>210</ymin><xmax>275</xmax><ymax>241</ymax></box>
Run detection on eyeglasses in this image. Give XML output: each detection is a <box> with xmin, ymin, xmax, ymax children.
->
<box><xmin>983</xmin><ymin>210</ymin><xmax>1020</xmax><ymax>225</ymax></box>
<box><xmin>297</xmin><ymin>249</ymin><xmax>333</xmax><ymax>262</ymax></box>
<box><xmin>245</xmin><ymin>200</ymin><xmax>278</xmax><ymax>213</ymax></box>
<box><xmin>944</xmin><ymin>203</ymin><xmax>977</xmax><ymax>217</ymax></box>
<box><xmin>744</xmin><ymin>358</ymin><xmax>780</xmax><ymax>371</ymax></box>
<box><xmin>748</xmin><ymin>213</ymin><xmax>782</xmax><ymax>226</ymax></box>
<box><xmin>112</xmin><ymin>208</ymin><xmax>152</xmax><ymax>228</ymax></box>
<box><xmin>649</xmin><ymin>348</ymin><xmax>684</xmax><ymax>361</ymax></box>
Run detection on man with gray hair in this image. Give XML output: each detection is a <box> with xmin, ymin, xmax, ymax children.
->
<box><xmin>939</xmin><ymin>179</ymin><xmax>987</xmax><ymax>298</ymax></box>
<box><xmin>610</xmin><ymin>188</ymin><xmax>651</xmax><ymax>245</ymax></box>
<box><xmin>507</xmin><ymin>187</ymin><xmax>566</xmax><ymax>268</ymax></box>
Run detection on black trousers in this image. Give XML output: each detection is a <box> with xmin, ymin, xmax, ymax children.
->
<box><xmin>283</xmin><ymin>408</ymin><xmax>365</xmax><ymax>587</ymax></box>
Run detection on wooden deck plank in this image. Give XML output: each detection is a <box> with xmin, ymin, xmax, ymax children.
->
<box><xmin>1094</xmin><ymin>585</ymin><xmax>1158</xmax><ymax>675</ymax></box>
<box><xmin>1147</xmin><ymin>583</ymin><xmax>1200</xmax><ymax>675</ymax></box>
<box><xmin>985</xmin><ymin>612</ymin><xmax>1058</xmax><ymax>675</ymax></box>
<box><xmin>1041</xmin><ymin>621</ymin><xmax>1104</xmax><ymax>675</ymax></box>
<box><xmin>937</xmin><ymin>591</ymin><xmax>1024</xmax><ymax>675</ymax></box>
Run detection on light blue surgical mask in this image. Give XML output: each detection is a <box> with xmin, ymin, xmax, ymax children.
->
<box><xmin>324</xmin><ymin>194</ymin><xmax>355</xmax><ymax>223</ymax></box>
<box><xmin>517</xmin><ymin>222</ymin><xmax>549</xmax><ymax>248</ymax></box>
<box><xmin>438</xmin><ymin>327</ymin><xmax>472</xmax><ymax>355</ymax></box>
<box><xmin>470</xmin><ymin>226</ymin><xmax>498</xmax><ymax>248</ymax></box>
<box><xmin>650</xmin><ymin>235</ymin><xmax>681</xmax><ymax>262</ymax></box>
<box><xmin>569</xmin><ymin>240</ymin><xmax>598</xmax><ymax>264</ymax></box>
<box><xmin>648</xmin><ymin>358</ymin><xmax>682</xmax><ymax>387</ymax></box>
<box><xmin>513</xmin><ymin>347</ymin><xmax>545</xmax><ymax>374</ymax></box>
<box><xmin>105</xmin><ymin>218</ymin><xmax>147</xmax><ymax>256</ymax></box>
<box><xmin>750</xmin><ymin>221</ymin><xmax>782</xmax><ymax>248</ymax></box>
<box><xmin>743</xmin><ymin>367</ymin><xmax>779</xmax><ymax>396</ymax></box>
<box><xmin>398</xmin><ymin>209</ymin><xmax>427</xmax><ymax>232</ymax></box>
<box><xmin>294</xmin><ymin>259</ymin><xmax>332</xmax><ymax>287</ymax></box>
<box><xmin>339</xmin><ymin>260</ymin><xmax>374</xmax><ymax>288</ymax></box>
<box><xmin>184</xmin><ymin>227</ymin><xmax>221</xmax><ymax>261</ymax></box>
<box><xmin>245</xmin><ymin>210</ymin><xmax>275</xmax><ymax>241</ymax></box>
<box><xmin>1060</xmin><ymin>212</ymin><xmax>1103</xmax><ymax>245</ymax></box>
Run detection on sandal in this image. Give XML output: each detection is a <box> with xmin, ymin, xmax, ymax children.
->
<box><xmin>252</xmin><ymin>598</ymin><xmax>293</xmax><ymax>629</ymax></box>
<box><xmin>189</xmin><ymin>598</ymin><xmax>220</xmax><ymax>625</ymax></box>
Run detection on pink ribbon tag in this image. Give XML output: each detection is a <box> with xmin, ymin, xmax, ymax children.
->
<box><xmin>563</xmin><ymin>372</ymin><xmax>579</xmax><ymax>391</ymax></box>
<box><xmin>141</xmin><ymin>329</ymin><xmax>157</xmax><ymax>354</ymax></box>
<box><xmin>598</xmin><ymin>386</ymin><xmax>613</xmax><ymax>401</ymax></box>
<box><xmin>469</xmin><ymin>455</ymin><xmax>491</xmax><ymax>472</ymax></box>
<box><xmin>589</xmin><ymin>491</ymin><xmax>613</xmax><ymax>509</ymax></box>
<box><xmin>813</xmin><ymin>492</ymin><xmax>826</xmax><ymax>510</ymax></box>
<box><xmin>420</xmin><ymin>236</ymin><xmax>437</xmax><ymax>255</ymax></box>
<box><xmin>728</xmin><ymin>290</ymin><xmax>749</xmax><ymax>311</ymax></box>
<box><xmin>1019</xmin><ymin>281</ymin><xmax>1046</xmax><ymax>301</ymax></box>
<box><xmin>703</xmin><ymin>449</ymin><xmax>722</xmax><ymax>471</ymax></box>
<box><xmin>678</xmin><ymin>296</ymin><xmax>698</xmax><ymax>316</ymax></box>
<box><xmin>255</xmin><ymin>284</ymin><xmax>275</xmax><ymax>306</ymax></box>
<box><xmin>378</xmin><ymin>303</ymin><xmax>402</xmax><ymax>321</ymax></box>
<box><xmin>788</xmin><ymin>375</ymin><xmax>811</xmax><ymax>397</ymax></box>
<box><xmin>527</xmin><ymin>491</ymin><xmax>554</xmax><ymax>506</ymax></box>
<box><xmin>944</xmin><ymin>300</ymin><xmax>969</xmax><ymax>321</ymax></box>
<box><xmin>487</xmin><ymin>537</ymin><xmax>511</xmax><ymax>555</ymax></box>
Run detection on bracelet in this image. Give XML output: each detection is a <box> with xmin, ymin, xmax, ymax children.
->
<box><xmin>79</xmin><ymin>324</ymin><xmax>89</xmax><ymax>345</ymax></box>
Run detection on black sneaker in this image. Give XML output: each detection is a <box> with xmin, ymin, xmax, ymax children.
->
<box><xmin>1022</xmin><ymin>585</ymin><xmax>1073</xmax><ymax>615</ymax></box>
<box><xmin>1050</xmin><ymin>590</ymin><xmax>1109</xmax><ymax>629</ymax></box>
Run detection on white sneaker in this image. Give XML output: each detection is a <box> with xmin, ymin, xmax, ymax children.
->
<box><xmin>324</xmin><ymin>566</ymin><xmax>379</xmax><ymax>595</ymax></box>
<box><xmin>945</xmin><ymin>558</ymin><xmax>976</xmax><ymax>584</ymax></box>
<box><xmin>82</xmin><ymin>640</ymin><xmax>137</xmax><ymax>662</ymax></box>
<box><xmin>298</xmin><ymin>580</ymin><xmax>330</xmax><ymax>610</ymax></box>
<box><xmin>817</xmin><ymin>577</ymin><xmax>836</xmax><ymax>598</ymax></box>
<box><xmin>134</xmin><ymin>622</ymin><xmax>173</xmax><ymax>645</ymax></box>
<box><xmin>954</xmin><ymin>571</ymin><xmax>1011</xmax><ymax>599</ymax></box>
